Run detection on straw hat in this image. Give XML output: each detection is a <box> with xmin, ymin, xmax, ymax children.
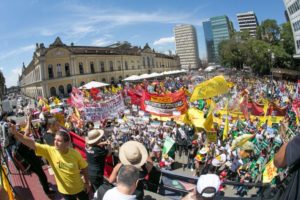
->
<box><xmin>85</xmin><ymin>129</ymin><xmax>105</xmax><ymax>145</ymax></box>
<box><xmin>119</xmin><ymin>141</ymin><xmax>148</xmax><ymax>168</ymax></box>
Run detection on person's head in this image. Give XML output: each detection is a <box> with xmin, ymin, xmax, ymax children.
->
<box><xmin>119</xmin><ymin>141</ymin><xmax>148</xmax><ymax>168</ymax></box>
<box><xmin>0</xmin><ymin>112</ymin><xmax>8</xmax><ymax>121</ymax></box>
<box><xmin>54</xmin><ymin>130</ymin><xmax>71</xmax><ymax>153</ymax></box>
<box><xmin>116</xmin><ymin>165</ymin><xmax>140</xmax><ymax>195</ymax></box>
<box><xmin>47</xmin><ymin>117</ymin><xmax>59</xmax><ymax>132</ymax></box>
<box><xmin>196</xmin><ymin>174</ymin><xmax>221</xmax><ymax>199</ymax></box>
<box><xmin>85</xmin><ymin>129</ymin><xmax>105</xmax><ymax>147</ymax></box>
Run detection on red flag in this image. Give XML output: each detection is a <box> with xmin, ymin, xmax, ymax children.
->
<box><xmin>90</xmin><ymin>87</ymin><xmax>100</xmax><ymax>100</ymax></box>
<box><xmin>240</xmin><ymin>95</ymin><xmax>249</xmax><ymax>120</ymax></box>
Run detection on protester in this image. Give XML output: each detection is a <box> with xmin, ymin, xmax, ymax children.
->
<box><xmin>182</xmin><ymin>174</ymin><xmax>221</xmax><ymax>200</ymax></box>
<box><xmin>108</xmin><ymin>141</ymin><xmax>153</xmax><ymax>200</ymax></box>
<box><xmin>85</xmin><ymin>129</ymin><xmax>111</xmax><ymax>191</ymax></box>
<box><xmin>102</xmin><ymin>165</ymin><xmax>140</xmax><ymax>200</ymax></box>
<box><xmin>10</xmin><ymin>116</ymin><xmax>91</xmax><ymax>200</ymax></box>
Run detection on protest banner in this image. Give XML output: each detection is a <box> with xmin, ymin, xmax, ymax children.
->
<box><xmin>206</xmin><ymin>131</ymin><xmax>217</xmax><ymax>143</ymax></box>
<box><xmin>263</xmin><ymin>159</ymin><xmax>277</xmax><ymax>183</ymax></box>
<box><xmin>140</xmin><ymin>90</ymin><xmax>188</xmax><ymax>116</ymax></box>
<box><xmin>84</xmin><ymin>93</ymin><xmax>125</xmax><ymax>121</ymax></box>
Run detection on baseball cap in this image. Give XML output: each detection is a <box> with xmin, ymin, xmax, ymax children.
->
<box><xmin>197</xmin><ymin>174</ymin><xmax>220</xmax><ymax>198</ymax></box>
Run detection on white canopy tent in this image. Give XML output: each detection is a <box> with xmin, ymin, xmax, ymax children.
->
<box><xmin>204</xmin><ymin>66</ymin><xmax>216</xmax><ymax>72</ymax></box>
<box><xmin>78</xmin><ymin>81</ymin><xmax>109</xmax><ymax>89</ymax></box>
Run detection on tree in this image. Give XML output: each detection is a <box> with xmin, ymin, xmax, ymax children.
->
<box><xmin>257</xmin><ymin>19</ymin><xmax>280</xmax><ymax>44</ymax></box>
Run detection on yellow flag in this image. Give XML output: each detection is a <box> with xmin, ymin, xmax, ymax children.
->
<box><xmin>263</xmin><ymin>99</ymin><xmax>269</xmax><ymax>117</ymax></box>
<box><xmin>54</xmin><ymin>97</ymin><xmax>61</xmax><ymax>105</ymax></box>
<box><xmin>223</xmin><ymin>100</ymin><xmax>229</xmax><ymax>141</ymax></box>
<box><xmin>1</xmin><ymin>165</ymin><xmax>14</xmax><ymax>200</ymax></box>
<box><xmin>296</xmin><ymin>116</ymin><xmax>299</xmax><ymax>125</ymax></box>
<box><xmin>74</xmin><ymin>107</ymin><xmax>80</xmax><ymax>118</ymax></box>
<box><xmin>203</xmin><ymin>100</ymin><xmax>215</xmax><ymax>131</ymax></box>
<box><xmin>38</xmin><ymin>98</ymin><xmax>45</xmax><ymax>106</ymax></box>
<box><xmin>263</xmin><ymin>159</ymin><xmax>278</xmax><ymax>183</ymax></box>
<box><xmin>190</xmin><ymin>76</ymin><xmax>229</xmax><ymax>102</ymax></box>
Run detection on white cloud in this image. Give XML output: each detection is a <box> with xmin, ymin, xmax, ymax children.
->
<box><xmin>91</xmin><ymin>38</ymin><xmax>113</xmax><ymax>47</ymax></box>
<box><xmin>0</xmin><ymin>45</ymin><xmax>35</xmax><ymax>61</ymax></box>
<box><xmin>5</xmin><ymin>68</ymin><xmax>22</xmax><ymax>87</ymax></box>
<box><xmin>153</xmin><ymin>36</ymin><xmax>175</xmax><ymax>46</ymax></box>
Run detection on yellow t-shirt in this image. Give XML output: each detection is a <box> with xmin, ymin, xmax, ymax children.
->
<box><xmin>35</xmin><ymin>143</ymin><xmax>88</xmax><ymax>195</ymax></box>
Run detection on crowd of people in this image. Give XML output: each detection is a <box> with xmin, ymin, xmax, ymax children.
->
<box><xmin>2</xmin><ymin>72</ymin><xmax>300</xmax><ymax>200</ymax></box>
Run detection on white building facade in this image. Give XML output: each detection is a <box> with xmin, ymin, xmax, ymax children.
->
<box><xmin>174</xmin><ymin>24</ymin><xmax>200</xmax><ymax>70</ymax></box>
<box><xmin>284</xmin><ymin>0</ymin><xmax>300</xmax><ymax>58</ymax></box>
<box><xmin>237</xmin><ymin>11</ymin><xmax>259</xmax><ymax>37</ymax></box>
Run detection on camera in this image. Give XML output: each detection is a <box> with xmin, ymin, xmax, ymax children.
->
<box><xmin>0</xmin><ymin>121</ymin><xmax>15</xmax><ymax>148</ymax></box>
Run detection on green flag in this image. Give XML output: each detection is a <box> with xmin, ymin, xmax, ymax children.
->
<box><xmin>162</xmin><ymin>137</ymin><xmax>175</xmax><ymax>154</ymax></box>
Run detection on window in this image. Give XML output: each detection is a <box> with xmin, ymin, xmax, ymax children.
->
<box><xmin>65</xmin><ymin>63</ymin><xmax>70</xmax><ymax>76</ymax></box>
<box><xmin>152</xmin><ymin>58</ymin><xmax>154</xmax><ymax>66</ymax></box>
<box><xmin>118</xmin><ymin>61</ymin><xmax>121</xmax><ymax>71</ymax></box>
<box><xmin>58</xmin><ymin>85</ymin><xmax>64</xmax><ymax>96</ymax></box>
<box><xmin>111</xmin><ymin>77</ymin><xmax>115</xmax><ymax>84</ymax></box>
<box><xmin>50</xmin><ymin>87</ymin><xmax>56</xmax><ymax>96</ymax></box>
<box><xmin>100</xmin><ymin>61</ymin><xmax>105</xmax><ymax>72</ymax></box>
<box><xmin>147</xmin><ymin>57</ymin><xmax>150</xmax><ymax>68</ymax></box>
<box><xmin>67</xmin><ymin>84</ymin><xmax>72</xmax><ymax>94</ymax></box>
<box><xmin>90</xmin><ymin>62</ymin><xmax>95</xmax><ymax>73</ymax></box>
<box><xmin>109</xmin><ymin>61</ymin><xmax>114</xmax><ymax>71</ymax></box>
<box><xmin>143</xmin><ymin>57</ymin><xmax>146</xmax><ymax>66</ymax></box>
<box><xmin>48</xmin><ymin>64</ymin><xmax>54</xmax><ymax>79</ymax></box>
<box><xmin>79</xmin><ymin>62</ymin><xmax>84</xmax><ymax>74</ymax></box>
<box><xmin>57</xmin><ymin>64</ymin><xmax>62</xmax><ymax>77</ymax></box>
<box><xmin>125</xmin><ymin>61</ymin><xmax>128</xmax><ymax>70</ymax></box>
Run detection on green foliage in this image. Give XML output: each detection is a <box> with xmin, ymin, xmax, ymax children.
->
<box><xmin>219</xmin><ymin>19</ymin><xmax>294</xmax><ymax>75</ymax></box>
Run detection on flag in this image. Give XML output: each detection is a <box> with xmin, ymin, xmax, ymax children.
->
<box><xmin>231</xmin><ymin>134</ymin><xmax>254</xmax><ymax>150</ymax></box>
<box><xmin>239</xmin><ymin>95</ymin><xmax>249</xmax><ymax>120</ymax></box>
<box><xmin>190</xmin><ymin>76</ymin><xmax>229</xmax><ymax>102</ymax></box>
<box><xmin>263</xmin><ymin>99</ymin><xmax>269</xmax><ymax>117</ymax></box>
<box><xmin>263</xmin><ymin>159</ymin><xmax>277</xmax><ymax>183</ymax></box>
<box><xmin>162</xmin><ymin>137</ymin><xmax>175</xmax><ymax>154</ymax></box>
<box><xmin>74</xmin><ymin>107</ymin><xmax>80</xmax><ymax>119</ymax></box>
<box><xmin>223</xmin><ymin>100</ymin><xmax>229</xmax><ymax>141</ymax></box>
<box><xmin>1</xmin><ymin>165</ymin><xmax>14</xmax><ymax>200</ymax></box>
<box><xmin>53</xmin><ymin>97</ymin><xmax>61</xmax><ymax>105</ymax></box>
<box><xmin>203</xmin><ymin>100</ymin><xmax>215</xmax><ymax>131</ymax></box>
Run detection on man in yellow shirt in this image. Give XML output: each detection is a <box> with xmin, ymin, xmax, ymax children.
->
<box><xmin>10</xmin><ymin>116</ymin><xmax>91</xmax><ymax>200</ymax></box>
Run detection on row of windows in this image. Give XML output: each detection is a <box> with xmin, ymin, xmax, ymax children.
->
<box><xmin>288</xmin><ymin>0</ymin><xmax>300</xmax><ymax>15</ymax></box>
<box><xmin>293</xmin><ymin>19</ymin><xmax>300</xmax><ymax>32</ymax></box>
<box><xmin>47</xmin><ymin>61</ymin><xmax>172</xmax><ymax>79</ymax></box>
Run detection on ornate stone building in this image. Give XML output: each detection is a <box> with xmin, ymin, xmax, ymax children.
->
<box><xmin>19</xmin><ymin>37</ymin><xmax>180</xmax><ymax>98</ymax></box>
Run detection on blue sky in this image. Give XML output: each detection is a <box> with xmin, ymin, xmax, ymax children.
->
<box><xmin>0</xmin><ymin>0</ymin><xmax>286</xmax><ymax>87</ymax></box>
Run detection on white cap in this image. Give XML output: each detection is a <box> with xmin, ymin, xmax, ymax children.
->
<box><xmin>197</xmin><ymin>174</ymin><xmax>220</xmax><ymax>198</ymax></box>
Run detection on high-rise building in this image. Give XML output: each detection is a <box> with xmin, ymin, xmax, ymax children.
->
<box><xmin>283</xmin><ymin>0</ymin><xmax>300</xmax><ymax>58</ymax></box>
<box><xmin>203</xmin><ymin>20</ymin><xmax>214</xmax><ymax>63</ymax></box>
<box><xmin>174</xmin><ymin>24</ymin><xmax>200</xmax><ymax>70</ymax></box>
<box><xmin>237</xmin><ymin>11</ymin><xmax>259</xmax><ymax>37</ymax></box>
<box><xmin>203</xmin><ymin>16</ymin><xmax>232</xmax><ymax>63</ymax></box>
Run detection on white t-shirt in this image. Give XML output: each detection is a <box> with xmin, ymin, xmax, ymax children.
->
<box><xmin>102</xmin><ymin>187</ymin><xmax>137</xmax><ymax>200</ymax></box>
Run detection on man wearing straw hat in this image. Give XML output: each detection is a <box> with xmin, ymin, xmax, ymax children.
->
<box><xmin>85</xmin><ymin>129</ymin><xmax>111</xmax><ymax>191</ymax></box>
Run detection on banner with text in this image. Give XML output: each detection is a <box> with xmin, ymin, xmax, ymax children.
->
<box><xmin>84</xmin><ymin>93</ymin><xmax>125</xmax><ymax>121</ymax></box>
<box><xmin>140</xmin><ymin>90</ymin><xmax>188</xmax><ymax>116</ymax></box>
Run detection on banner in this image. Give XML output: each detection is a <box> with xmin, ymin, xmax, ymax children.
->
<box><xmin>140</xmin><ymin>90</ymin><xmax>188</xmax><ymax>116</ymax></box>
<box><xmin>190</xmin><ymin>75</ymin><xmax>229</xmax><ymax>102</ymax></box>
<box><xmin>127</xmin><ymin>88</ymin><xmax>143</xmax><ymax>105</ymax></box>
<box><xmin>84</xmin><ymin>93</ymin><xmax>125</xmax><ymax>121</ymax></box>
<box><xmin>263</xmin><ymin>159</ymin><xmax>277</xmax><ymax>183</ymax></box>
<box><xmin>162</xmin><ymin>137</ymin><xmax>175</xmax><ymax>154</ymax></box>
<box><xmin>206</xmin><ymin>131</ymin><xmax>217</xmax><ymax>143</ymax></box>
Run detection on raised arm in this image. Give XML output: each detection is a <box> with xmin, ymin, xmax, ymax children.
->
<box><xmin>274</xmin><ymin>143</ymin><xmax>288</xmax><ymax>168</ymax></box>
<box><xmin>11</xmin><ymin>123</ymin><xmax>36</xmax><ymax>150</ymax></box>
